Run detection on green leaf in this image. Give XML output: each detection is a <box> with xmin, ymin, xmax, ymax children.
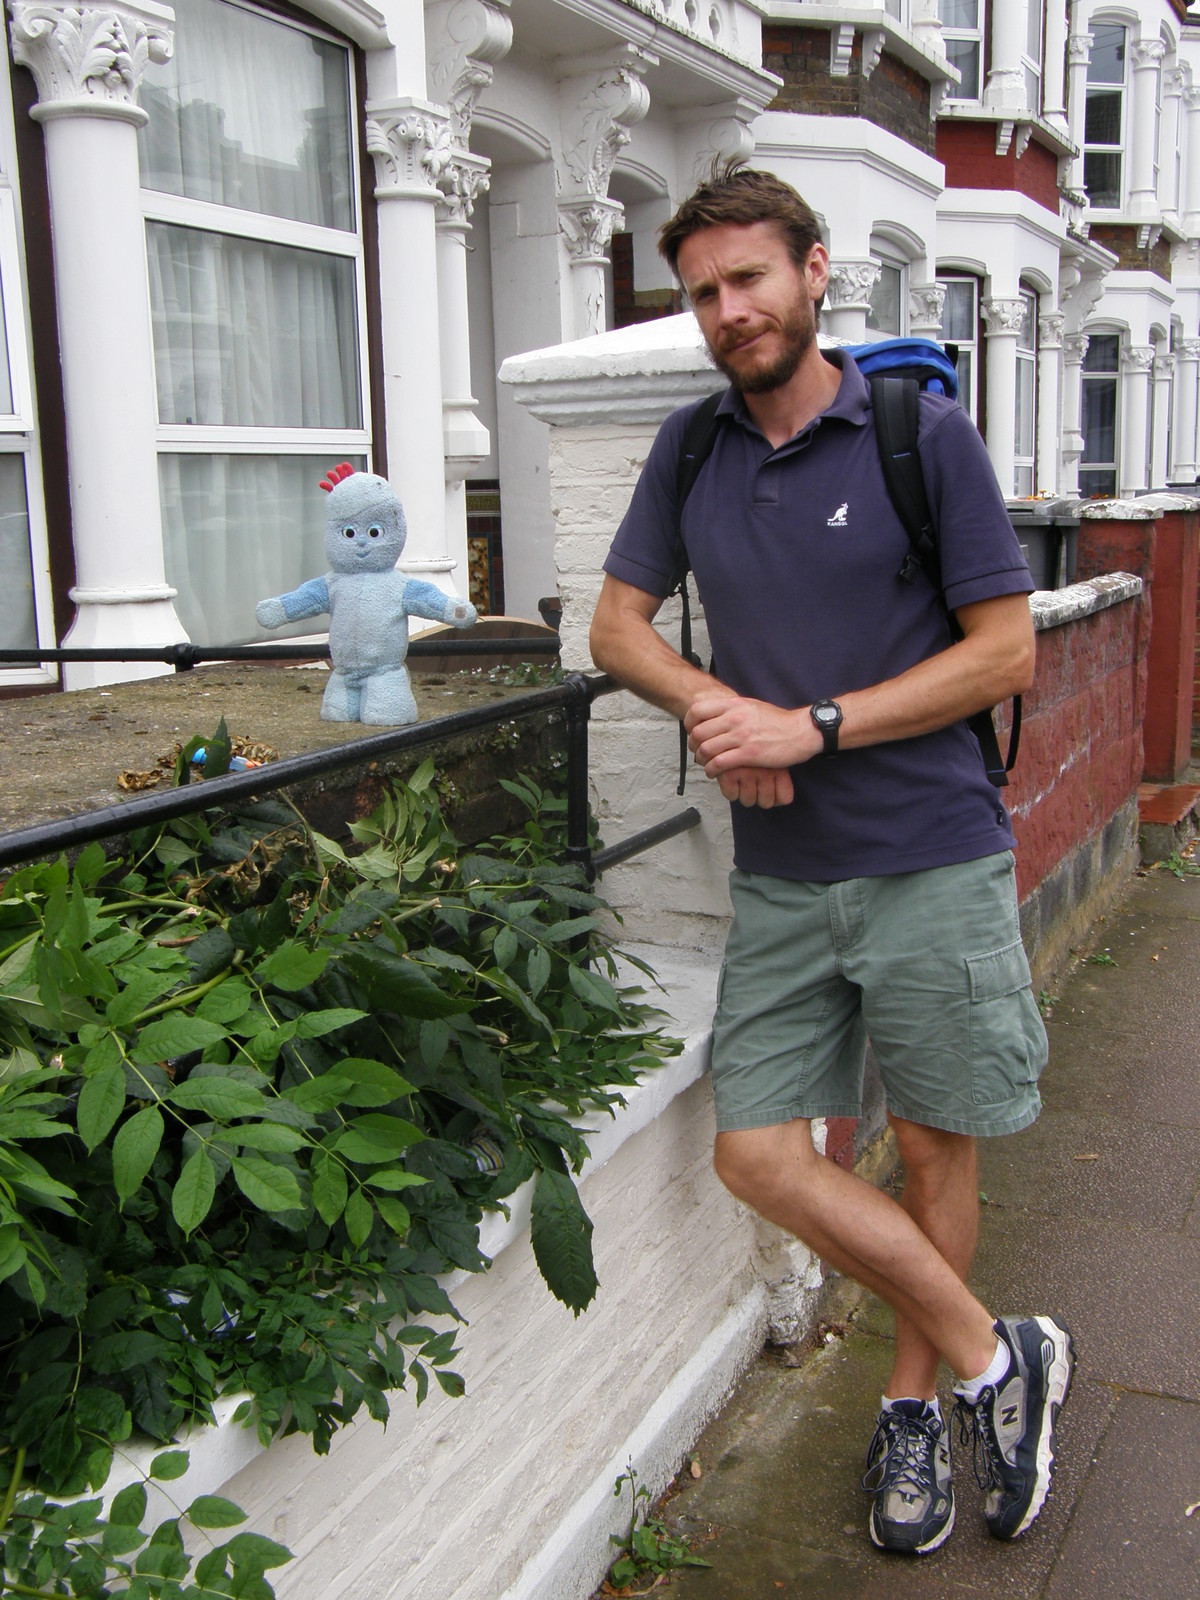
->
<box><xmin>363</xmin><ymin>1169</ymin><xmax>427</xmax><ymax>1192</ymax></box>
<box><xmin>110</xmin><ymin>1482</ymin><xmax>149</xmax><ymax>1528</ymax></box>
<box><xmin>169</xmin><ymin>1078</ymin><xmax>266</xmax><ymax>1119</ymax></box>
<box><xmin>255</xmin><ymin>944</ymin><xmax>330</xmax><ymax>992</ymax></box>
<box><xmin>310</xmin><ymin>1150</ymin><xmax>348</xmax><ymax>1226</ymax></box>
<box><xmin>529</xmin><ymin>1160</ymin><xmax>598</xmax><ymax>1316</ymax></box>
<box><xmin>112</xmin><ymin>1105</ymin><xmax>165</xmax><ymax>1203</ymax></box>
<box><xmin>132</xmin><ymin>1015</ymin><xmax>227</xmax><ymax>1065</ymax></box>
<box><xmin>172</xmin><ymin>1148</ymin><xmax>217</xmax><ymax>1235</ymax></box>
<box><xmin>567</xmin><ymin>961</ymin><xmax>624</xmax><ymax>1014</ymax></box>
<box><xmin>527</xmin><ymin>945</ymin><xmax>551</xmax><ymax>998</ymax></box>
<box><xmin>227</xmin><ymin>1123</ymin><xmax>306</xmax><ymax>1153</ymax></box>
<box><xmin>150</xmin><ymin>1450</ymin><xmax>191</xmax><ymax>1481</ymax></box>
<box><xmin>76</xmin><ymin>1060</ymin><xmax>127</xmax><ymax>1151</ymax></box>
<box><xmin>186</xmin><ymin>1495</ymin><xmax>247</xmax><ymax>1530</ymax></box>
<box><xmin>373</xmin><ymin>1196</ymin><xmax>410</xmax><ymax>1236</ymax></box>
<box><xmin>493</xmin><ymin>925</ymin><xmax>518</xmax><ymax>970</ymax></box>
<box><xmin>284</xmin><ymin>1074</ymin><xmax>353</xmax><ymax>1113</ymax></box>
<box><xmin>196</xmin><ymin>978</ymin><xmax>254</xmax><ymax>1024</ymax></box>
<box><xmin>333</xmin><ymin>1057</ymin><xmax>415</xmax><ymax>1106</ymax></box>
<box><xmin>332</xmin><ymin>1115</ymin><xmax>424</xmax><ymax>1164</ymax></box>
<box><xmin>343</xmin><ymin>1187</ymin><xmax>373</xmax><ymax>1248</ymax></box>
<box><xmin>231</xmin><ymin>1155</ymin><xmax>302</xmax><ymax>1214</ymax></box>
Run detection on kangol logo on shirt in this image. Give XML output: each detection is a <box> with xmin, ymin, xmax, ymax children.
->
<box><xmin>827</xmin><ymin>502</ymin><xmax>849</xmax><ymax>527</ymax></box>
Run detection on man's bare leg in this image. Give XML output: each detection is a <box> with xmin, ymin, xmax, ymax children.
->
<box><xmin>713</xmin><ymin>1119</ymin><xmax>996</xmax><ymax>1383</ymax></box>
<box><xmin>885</xmin><ymin>1114</ymin><xmax>981</xmax><ymax>1400</ymax></box>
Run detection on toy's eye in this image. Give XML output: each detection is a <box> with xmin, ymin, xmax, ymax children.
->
<box><xmin>342</xmin><ymin>526</ymin><xmax>355</xmax><ymax>539</ymax></box>
<box><xmin>368</xmin><ymin>526</ymin><xmax>381</xmax><ymax>539</ymax></box>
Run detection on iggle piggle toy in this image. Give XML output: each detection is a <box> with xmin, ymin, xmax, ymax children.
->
<box><xmin>255</xmin><ymin>463</ymin><xmax>476</xmax><ymax>725</ymax></box>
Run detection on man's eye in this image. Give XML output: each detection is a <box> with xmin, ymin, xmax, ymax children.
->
<box><xmin>343</xmin><ymin>527</ymin><xmax>355</xmax><ymax>538</ymax></box>
<box><xmin>368</xmin><ymin>526</ymin><xmax>381</xmax><ymax>538</ymax></box>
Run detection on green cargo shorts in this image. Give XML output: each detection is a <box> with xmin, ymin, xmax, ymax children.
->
<box><xmin>710</xmin><ymin>852</ymin><xmax>1047</xmax><ymax>1138</ymax></box>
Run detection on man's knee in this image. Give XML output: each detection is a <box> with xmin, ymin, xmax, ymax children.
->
<box><xmin>888</xmin><ymin>1113</ymin><xmax>977</xmax><ymax>1201</ymax></box>
<box><xmin>713</xmin><ymin>1122</ymin><xmax>816</xmax><ymax>1208</ymax></box>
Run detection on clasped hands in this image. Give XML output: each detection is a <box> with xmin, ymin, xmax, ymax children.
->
<box><xmin>684</xmin><ymin>691</ymin><xmax>824</xmax><ymax>809</ymax></box>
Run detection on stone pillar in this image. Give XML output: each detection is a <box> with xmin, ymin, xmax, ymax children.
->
<box><xmin>1038</xmin><ymin>311</ymin><xmax>1065</xmax><ymax>494</ymax></box>
<box><xmin>1128</xmin><ymin>39</ymin><xmax>1166</xmax><ymax>226</ymax></box>
<box><xmin>1183</xmin><ymin>87</ymin><xmax>1200</xmax><ymax>235</ymax></box>
<box><xmin>1061</xmin><ymin>331</ymin><xmax>1088</xmax><ymax>496</ymax></box>
<box><xmin>823</xmin><ymin>261</ymin><xmax>880</xmax><ymax>343</ymax></box>
<box><xmin>556</xmin><ymin>49</ymin><xmax>653</xmax><ymax>341</ymax></box>
<box><xmin>1064</xmin><ymin>31</ymin><xmax>1092</xmax><ymax>195</ymax></box>
<box><xmin>9</xmin><ymin>0</ymin><xmax>186</xmax><ymax>686</ymax></box>
<box><xmin>909</xmin><ymin>282</ymin><xmax>946</xmax><ymax>337</ymax></box>
<box><xmin>1170</xmin><ymin>337</ymin><xmax>1200</xmax><ymax>483</ymax></box>
<box><xmin>1151</xmin><ymin>351</ymin><xmax>1174</xmax><ymax>490</ymax></box>
<box><xmin>1119</xmin><ymin>344</ymin><xmax>1154</xmax><ymax>495</ymax></box>
<box><xmin>984</xmin><ymin>0</ymin><xmax>1027</xmax><ymax>117</ymax></box>
<box><xmin>1042</xmin><ymin>0</ymin><xmax>1069</xmax><ymax>138</ymax></box>
<box><xmin>981</xmin><ymin>297</ymin><xmax>1025</xmax><ymax>495</ymax></box>
<box><xmin>365</xmin><ymin>99</ymin><xmax>454</xmax><ymax>582</ymax></box>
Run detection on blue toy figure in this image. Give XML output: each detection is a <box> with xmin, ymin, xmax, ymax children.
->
<box><xmin>255</xmin><ymin>463</ymin><xmax>477</xmax><ymax>725</ymax></box>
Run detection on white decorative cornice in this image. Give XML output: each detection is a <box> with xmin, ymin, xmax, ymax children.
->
<box><xmin>9</xmin><ymin>0</ymin><xmax>173</xmax><ymax>125</ymax></box>
<box><xmin>1063</xmin><ymin>332</ymin><xmax>1090</xmax><ymax>366</ymax></box>
<box><xmin>825</xmin><ymin>259</ymin><xmax>880</xmax><ymax>310</ymax></box>
<box><xmin>830</xmin><ymin>22</ymin><xmax>853</xmax><ymax>78</ymax></box>
<box><xmin>1131</xmin><ymin>38</ymin><xmax>1166</xmax><ymax>71</ymax></box>
<box><xmin>908</xmin><ymin>281</ymin><xmax>945</xmax><ymax>333</ymax></box>
<box><xmin>680</xmin><ymin>99</ymin><xmax>756</xmax><ymax>183</ymax></box>
<box><xmin>861</xmin><ymin>28</ymin><xmax>884</xmax><ymax>80</ymax></box>
<box><xmin>557</xmin><ymin>49</ymin><xmax>655</xmax><ymax>202</ymax></box>
<box><xmin>1121</xmin><ymin>344</ymin><xmax>1154</xmax><ymax>375</ymax></box>
<box><xmin>995</xmin><ymin>120</ymin><xmax>1033</xmax><ymax>158</ymax></box>
<box><xmin>365</xmin><ymin>97</ymin><xmax>452</xmax><ymax>200</ymax></box>
<box><xmin>435</xmin><ymin>145</ymin><xmax>491</xmax><ymax>227</ymax></box>
<box><xmin>1179</xmin><ymin>338</ymin><xmax>1200</xmax><ymax>362</ymax></box>
<box><xmin>1038</xmin><ymin>312</ymin><xmax>1065</xmax><ymax>350</ymax></box>
<box><xmin>425</xmin><ymin>0</ymin><xmax>512</xmax><ymax>147</ymax></box>
<box><xmin>558</xmin><ymin>194</ymin><xmax>624</xmax><ymax>263</ymax></box>
<box><xmin>981</xmin><ymin>297</ymin><xmax>1028</xmax><ymax>337</ymax></box>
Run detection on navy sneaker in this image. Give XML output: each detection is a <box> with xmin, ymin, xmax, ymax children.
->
<box><xmin>953</xmin><ymin>1315</ymin><xmax>1075</xmax><ymax>1540</ymax></box>
<box><xmin>862</xmin><ymin>1400</ymin><xmax>955</xmax><ymax>1554</ymax></box>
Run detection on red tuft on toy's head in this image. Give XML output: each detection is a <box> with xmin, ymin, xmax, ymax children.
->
<box><xmin>319</xmin><ymin>462</ymin><xmax>356</xmax><ymax>493</ymax></box>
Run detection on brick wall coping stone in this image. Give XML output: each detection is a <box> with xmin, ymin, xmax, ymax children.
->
<box><xmin>1029</xmin><ymin>572</ymin><xmax>1142</xmax><ymax>629</ymax></box>
<box><xmin>1072</xmin><ymin>496</ymin><xmax>1173</xmax><ymax>519</ymax></box>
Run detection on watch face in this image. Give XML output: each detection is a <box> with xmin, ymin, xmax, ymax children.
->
<box><xmin>815</xmin><ymin>704</ymin><xmax>839</xmax><ymax>726</ymax></box>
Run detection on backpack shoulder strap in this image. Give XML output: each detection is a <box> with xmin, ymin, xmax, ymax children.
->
<box><xmin>670</xmin><ymin>388</ymin><xmax>725</xmax><ymax>794</ymax></box>
<box><xmin>869</xmin><ymin>373</ymin><xmax>1019</xmax><ymax>787</ymax></box>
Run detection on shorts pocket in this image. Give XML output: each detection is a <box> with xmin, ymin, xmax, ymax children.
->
<box><xmin>966</xmin><ymin>940</ymin><xmax>1044</xmax><ymax>1106</ymax></box>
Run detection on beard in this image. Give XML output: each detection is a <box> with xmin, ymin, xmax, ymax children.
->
<box><xmin>710</xmin><ymin>302</ymin><xmax>816</xmax><ymax>395</ymax></box>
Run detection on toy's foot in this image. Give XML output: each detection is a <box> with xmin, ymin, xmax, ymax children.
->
<box><xmin>359</xmin><ymin>668</ymin><xmax>417</xmax><ymax>725</ymax></box>
<box><xmin>320</xmin><ymin>672</ymin><xmax>361</xmax><ymax>722</ymax></box>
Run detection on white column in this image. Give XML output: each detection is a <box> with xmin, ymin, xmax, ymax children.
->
<box><xmin>435</xmin><ymin>153</ymin><xmax>491</xmax><ymax>598</ymax></box>
<box><xmin>1037</xmin><ymin>312</ymin><xmax>1065</xmax><ymax>494</ymax></box>
<box><xmin>1151</xmin><ymin>351</ymin><xmax>1174</xmax><ymax>489</ymax></box>
<box><xmin>1183</xmin><ymin>87</ymin><xmax>1200</xmax><ymax>235</ymax></box>
<box><xmin>981</xmin><ymin>298</ymin><xmax>1025</xmax><ymax>496</ymax></box>
<box><xmin>364</xmin><ymin>99</ymin><xmax>453</xmax><ymax>581</ymax></box>
<box><xmin>984</xmin><ymin>0</ymin><xmax>1027</xmax><ymax>117</ymax></box>
<box><xmin>1128</xmin><ymin>39</ymin><xmax>1166</xmax><ymax>224</ymax></box>
<box><xmin>1119</xmin><ymin>344</ymin><xmax>1154</xmax><ymax>495</ymax></box>
<box><xmin>1042</xmin><ymin>0</ymin><xmax>1069</xmax><ymax>138</ymax></box>
<box><xmin>1161</xmin><ymin>67</ymin><xmax>1186</xmax><ymax>223</ymax></box>
<box><xmin>9</xmin><ymin>0</ymin><xmax>185</xmax><ymax>687</ymax></box>
<box><xmin>1064</xmin><ymin>31</ymin><xmax>1092</xmax><ymax>195</ymax></box>
<box><xmin>823</xmin><ymin>261</ymin><xmax>880</xmax><ymax>343</ymax></box>
<box><xmin>1171</xmin><ymin>337</ymin><xmax>1200</xmax><ymax>482</ymax></box>
<box><xmin>1061</xmin><ymin>332</ymin><xmax>1089</xmax><ymax>496</ymax></box>
<box><xmin>556</xmin><ymin>49</ymin><xmax>653</xmax><ymax>341</ymax></box>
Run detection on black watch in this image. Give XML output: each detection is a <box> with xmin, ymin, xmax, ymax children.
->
<box><xmin>810</xmin><ymin>698</ymin><xmax>843</xmax><ymax>756</ymax></box>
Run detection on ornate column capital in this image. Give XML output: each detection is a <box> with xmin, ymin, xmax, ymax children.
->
<box><xmin>1179</xmin><ymin>338</ymin><xmax>1200</xmax><ymax>363</ymax></box>
<box><xmin>556</xmin><ymin>47</ymin><xmax>655</xmax><ymax>205</ymax></box>
<box><xmin>1165</xmin><ymin>66</ymin><xmax>1187</xmax><ymax>99</ymax></box>
<box><xmin>1186</xmin><ymin>85</ymin><xmax>1200</xmax><ymax>114</ymax></box>
<box><xmin>908</xmin><ymin>281</ymin><xmax>946</xmax><ymax>334</ymax></box>
<box><xmin>981</xmin><ymin>297</ymin><xmax>1027</xmax><ymax>337</ymax></box>
<box><xmin>9</xmin><ymin>0</ymin><xmax>173</xmax><ymax>125</ymax></box>
<box><xmin>679</xmin><ymin>98</ymin><xmax>756</xmax><ymax>184</ymax></box>
<box><xmin>825</xmin><ymin>260</ymin><xmax>880</xmax><ymax>311</ymax></box>
<box><xmin>1067</xmin><ymin>32</ymin><xmax>1092</xmax><ymax>68</ymax></box>
<box><xmin>1131</xmin><ymin>38</ymin><xmax>1166</xmax><ymax>72</ymax></box>
<box><xmin>1154</xmin><ymin>353</ymin><xmax>1175</xmax><ymax>381</ymax></box>
<box><xmin>558</xmin><ymin>194</ymin><xmax>624</xmax><ymax>264</ymax></box>
<box><xmin>435</xmin><ymin>145</ymin><xmax>490</xmax><ymax>228</ymax></box>
<box><xmin>365</xmin><ymin>98</ymin><xmax>453</xmax><ymax>201</ymax></box>
<box><xmin>1121</xmin><ymin>344</ymin><xmax>1154</xmax><ymax>375</ymax></box>
<box><xmin>1063</xmin><ymin>332</ymin><xmax>1090</xmax><ymax>366</ymax></box>
<box><xmin>1038</xmin><ymin>312</ymin><xmax>1065</xmax><ymax>350</ymax></box>
<box><xmin>425</xmin><ymin>0</ymin><xmax>512</xmax><ymax>147</ymax></box>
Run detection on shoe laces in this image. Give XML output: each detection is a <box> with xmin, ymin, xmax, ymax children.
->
<box><xmin>952</xmin><ymin>1390</ymin><xmax>1002</xmax><ymax>1493</ymax></box>
<box><xmin>861</xmin><ymin>1408</ymin><xmax>942</xmax><ymax>1498</ymax></box>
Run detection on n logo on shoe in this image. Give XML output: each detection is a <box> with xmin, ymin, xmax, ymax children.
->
<box><xmin>1001</xmin><ymin>1404</ymin><xmax>1020</xmax><ymax>1428</ymax></box>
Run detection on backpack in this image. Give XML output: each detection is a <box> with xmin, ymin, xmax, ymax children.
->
<box><xmin>669</xmin><ymin>335</ymin><xmax>1020</xmax><ymax>794</ymax></box>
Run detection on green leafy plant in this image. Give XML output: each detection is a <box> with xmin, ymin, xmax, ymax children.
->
<box><xmin>605</xmin><ymin>1462</ymin><xmax>710</xmax><ymax>1595</ymax></box>
<box><xmin>1159</xmin><ymin>848</ymin><xmax>1200</xmax><ymax>880</ymax></box>
<box><xmin>0</xmin><ymin>763</ymin><xmax>680</xmax><ymax>1597</ymax></box>
<box><xmin>1084</xmin><ymin>951</ymin><xmax>1117</xmax><ymax>967</ymax></box>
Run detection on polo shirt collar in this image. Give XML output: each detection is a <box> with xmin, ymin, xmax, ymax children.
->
<box><xmin>714</xmin><ymin>347</ymin><xmax>872</xmax><ymax>440</ymax></box>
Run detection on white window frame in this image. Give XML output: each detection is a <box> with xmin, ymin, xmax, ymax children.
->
<box><xmin>1022</xmin><ymin>0</ymin><xmax>1044</xmax><ymax>116</ymax></box>
<box><xmin>1079</xmin><ymin>329</ymin><xmax>1122</xmax><ymax>498</ymax></box>
<box><xmin>1013</xmin><ymin>288</ymin><xmax>1038</xmax><ymax>497</ymax></box>
<box><xmin>939</xmin><ymin>1</ymin><xmax>983</xmax><ymax>103</ymax></box>
<box><xmin>1083</xmin><ymin>20</ymin><xmax>1128</xmax><ymax>212</ymax></box>
<box><xmin>0</xmin><ymin>176</ymin><xmax>56</xmax><ymax>688</ymax></box>
<box><xmin>935</xmin><ymin>271</ymin><xmax>979</xmax><ymax>422</ymax></box>
<box><xmin>865</xmin><ymin>255</ymin><xmax>908</xmax><ymax>338</ymax></box>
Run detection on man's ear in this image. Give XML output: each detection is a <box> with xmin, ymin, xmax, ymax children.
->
<box><xmin>804</xmin><ymin>241</ymin><xmax>830</xmax><ymax>301</ymax></box>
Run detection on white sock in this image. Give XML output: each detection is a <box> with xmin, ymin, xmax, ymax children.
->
<box><xmin>956</xmin><ymin>1335</ymin><xmax>1009</xmax><ymax>1402</ymax></box>
<box><xmin>881</xmin><ymin>1394</ymin><xmax>941</xmax><ymax>1419</ymax></box>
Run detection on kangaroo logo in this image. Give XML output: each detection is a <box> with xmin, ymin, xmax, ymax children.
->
<box><xmin>827</xmin><ymin>502</ymin><xmax>849</xmax><ymax>527</ymax></box>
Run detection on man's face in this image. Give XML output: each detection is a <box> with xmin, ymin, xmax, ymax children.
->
<box><xmin>676</xmin><ymin>220</ymin><xmax>826</xmax><ymax>395</ymax></box>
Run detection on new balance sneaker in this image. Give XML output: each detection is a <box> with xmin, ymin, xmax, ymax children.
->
<box><xmin>862</xmin><ymin>1400</ymin><xmax>955</xmax><ymax>1554</ymax></box>
<box><xmin>953</xmin><ymin>1315</ymin><xmax>1075</xmax><ymax>1540</ymax></box>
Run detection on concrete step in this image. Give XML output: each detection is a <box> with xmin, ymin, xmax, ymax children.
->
<box><xmin>1137</xmin><ymin>781</ymin><xmax>1200</xmax><ymax>862</ymax></box>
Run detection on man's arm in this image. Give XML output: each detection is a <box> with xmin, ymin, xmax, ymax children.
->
<box><xmin>686</xmin><ymin>591</ymin><xmax>1035</xmax><ymax>776</ymax></box>
<box><xmin>590</xmin><ymin>574</ymin><xmax>794</xmax><ymax>807</ymax></box>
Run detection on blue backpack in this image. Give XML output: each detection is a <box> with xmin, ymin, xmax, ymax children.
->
<box><xmin>670</xmin><ymin>335</ymin><xmax>1018</xmax><ymax>791</ymax></box>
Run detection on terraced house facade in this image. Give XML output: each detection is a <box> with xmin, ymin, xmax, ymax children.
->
<box><xmin>1</xmin><ymin>0</ymin><xmax>1198</xmax><ymax>691</ymax></box>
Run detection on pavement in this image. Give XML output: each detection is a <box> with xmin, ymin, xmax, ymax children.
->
<box><xmin>647</xmin><ymin>855</ymin><xmax>1200</xmax><ymax>1600</ymax></box>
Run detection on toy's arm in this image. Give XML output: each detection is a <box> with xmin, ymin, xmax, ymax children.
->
<box><xmin>255</xmin><ymin>576</ymin><xmax>330</xmax><ymax>630</ymax></box>
<box><xmin>403</xmin><ymin>580</ymin><xmax>476</xmax><ymax>628</ymax></box>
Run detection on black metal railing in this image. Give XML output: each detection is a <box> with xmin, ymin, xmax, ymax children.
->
<box><xmin>0</xmin><ymin>637</ymin><xmax>560</xmax><ymax>671</ymax></box>
<box><xmin>0</xmin><ymin>671</ymin><xmax>700</xmax><ymax>877</ymax></box>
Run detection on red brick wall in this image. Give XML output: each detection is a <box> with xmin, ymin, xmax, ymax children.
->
<box><xmin>762</xmin><ymin>26</ymin><xmax>935</xmax><ymax>157</ymax></box>
<box><xmin>936</xmin><ymin>121</ymin><xmax>1061</xmax><ymax>214</ymax></box>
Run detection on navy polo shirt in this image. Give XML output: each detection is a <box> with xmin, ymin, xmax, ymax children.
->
<box><xmin>603</xmin><ymin>352</ymin><xmax>1033</xmax><ymax>883</ymax></box>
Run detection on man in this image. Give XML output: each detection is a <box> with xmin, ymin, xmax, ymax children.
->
<box><xmin>590</xmin><ymin>163</ymin><xmax>1074</xmax><ymax>1557</ymax></box>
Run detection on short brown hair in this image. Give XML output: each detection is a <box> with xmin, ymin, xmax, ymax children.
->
<box><xmin>657</xmin><ymin>160</ymin><xmax>824</xmax><ymax>279</ymax></box>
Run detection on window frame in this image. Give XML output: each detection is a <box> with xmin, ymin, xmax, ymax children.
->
<box><xmin>865</xmin><ymin>255</ymin><xmax>908</xmax><ymax>338</ymax></box>
<box><xmin>1022</xmin><ymin>0</ymin><xmax>1044</xmax><ymax>116</ymax></box>
<box><xmin>935</xmin><ymin>269</ymin><xmax>980</xmax><ymax>423</ymax></box>
<box><xmin>1083</xmin><ymin>20</ymin><xmax>1128</xmax><ymax>212</ymax></box>
<box><xmin>939</xmin><ymin>0</ymin><xmax>983</xmax><ymax>104</ymax></box>
<box><xmin>1079</xmin><ymin>329</ymin><xmax>1122</xmax><ymax>498</ymax></box>
<box><xmin>1013</xmin><ymin>287</ymin><xmax>1038</xmax><ymax>497</ymax></box>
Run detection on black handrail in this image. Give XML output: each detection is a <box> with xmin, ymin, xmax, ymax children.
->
<box><xmin>0</xmin><ymin>672</ymin><xmax>702</xmax><ymax>879</ymax></box>
<box><xmin>0</xmin><ymin>637</ymin><xmax>559</xmax><ymax>670</ymax></box>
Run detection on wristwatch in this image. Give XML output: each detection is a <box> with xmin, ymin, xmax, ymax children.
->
<box><xmin>810</xmin><ymin>698</ymin><xmax>843</xmax><ymax>756</ymax></box>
